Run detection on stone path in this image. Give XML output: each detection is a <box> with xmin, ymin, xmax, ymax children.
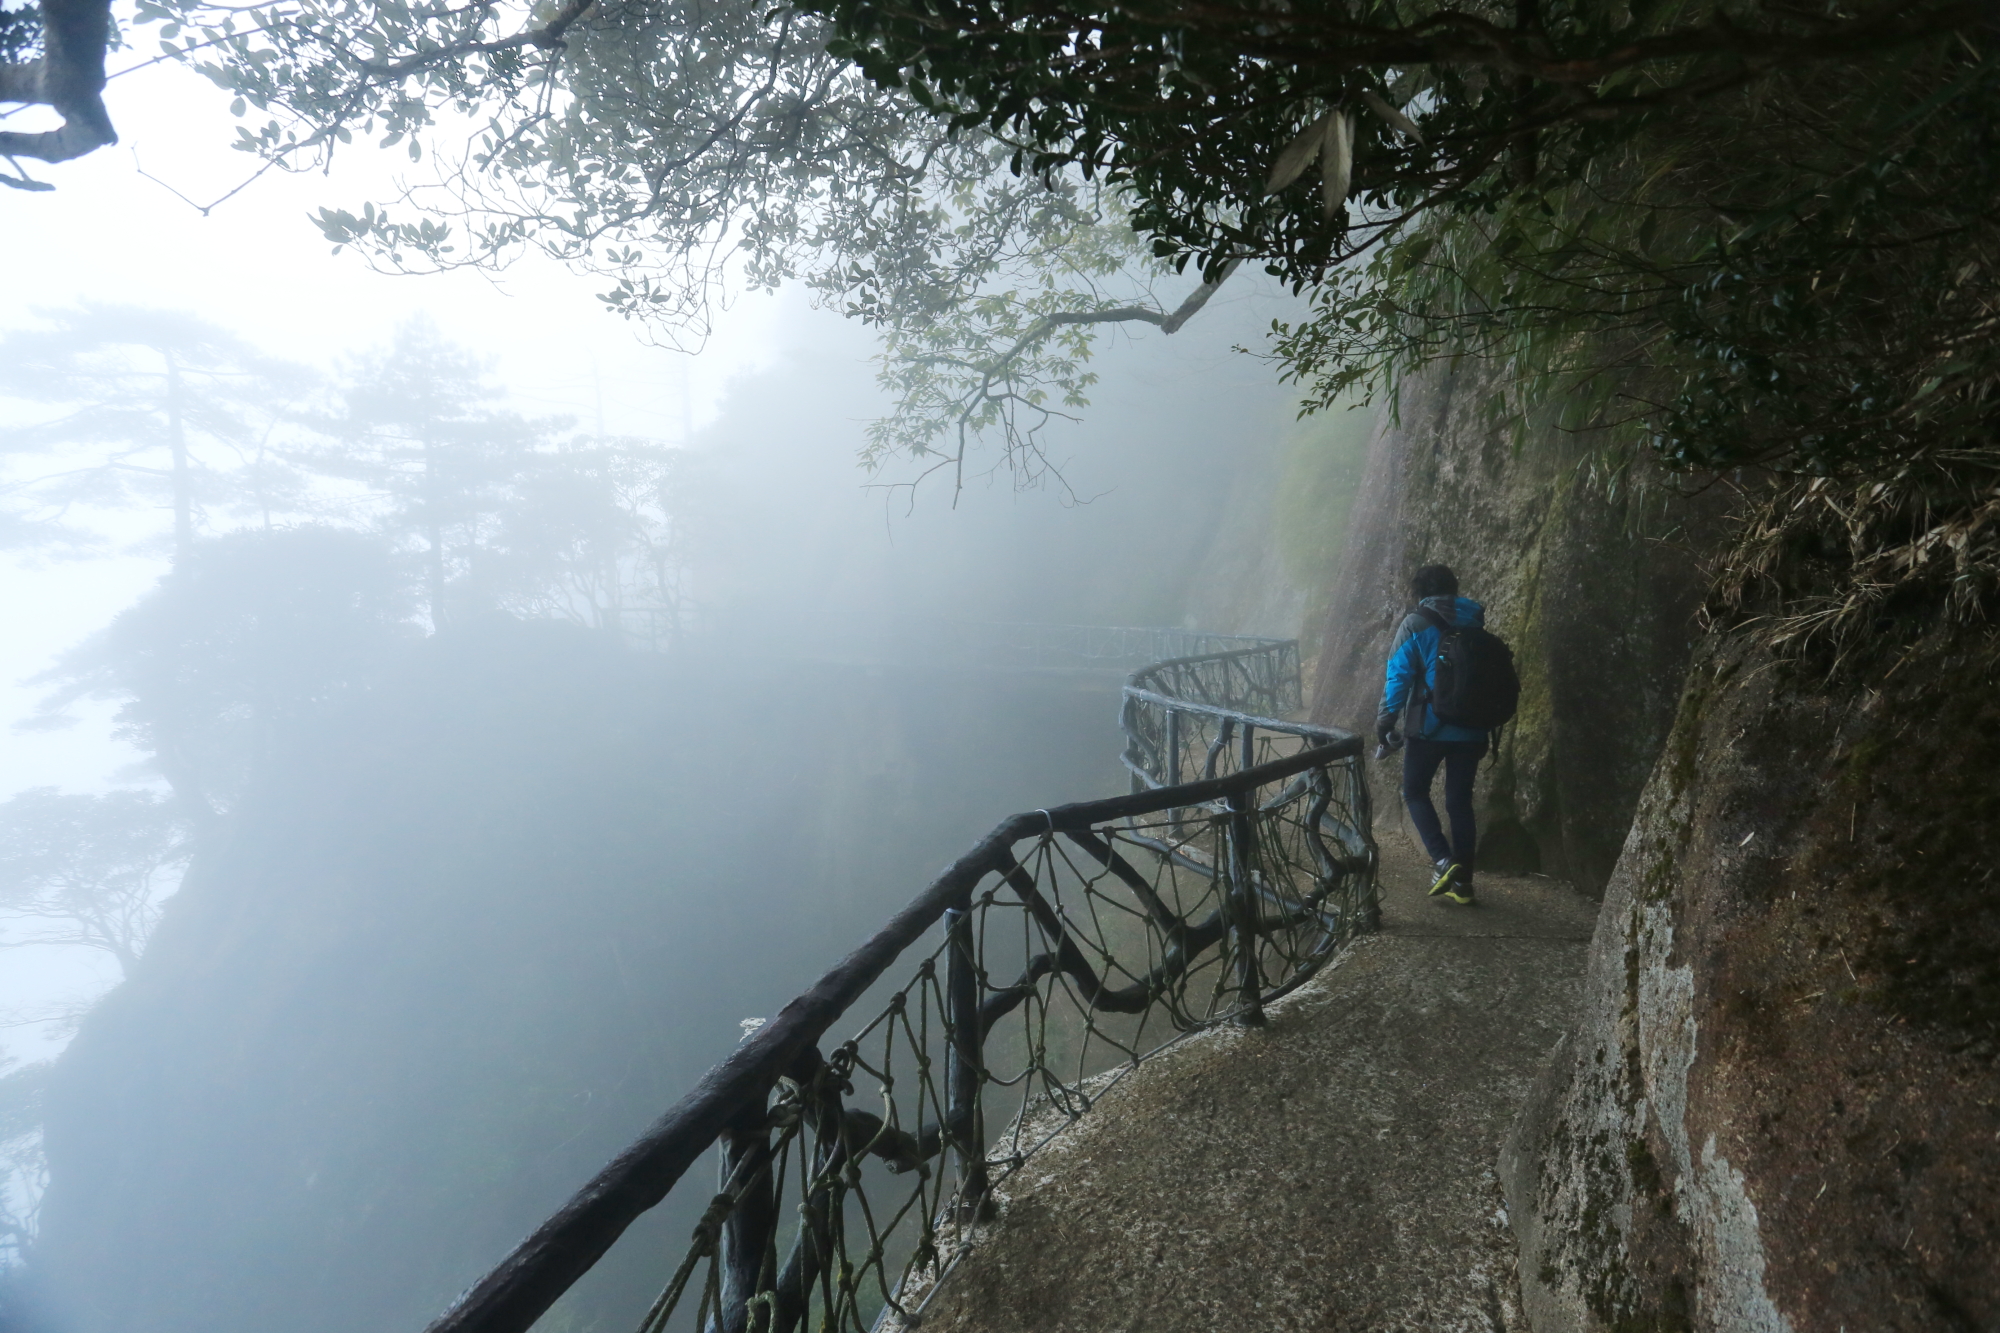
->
<box><xmin>897</xmin><ymin>832</ymin><xmax>1600</xmax><ymax>1333</ymax></box>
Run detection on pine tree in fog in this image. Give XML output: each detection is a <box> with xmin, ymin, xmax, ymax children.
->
<box><xmin>0</xmin><ymin>307</ymin><xmax>313</xmax><ymax>562</ymax></box>
<box><xmin>0</xmin><ymin>789</ymin><xmax>185</xmax><ymax>973</ymax></box>
<box><xmin>482</xmin><ymin>439</ymin><xmax>694</xmax><ymax>646</ymax></box>
<box><xmin>308</xmin><ymin>320</ymin><xmax>563</xmax><ymax>629</ymax></box>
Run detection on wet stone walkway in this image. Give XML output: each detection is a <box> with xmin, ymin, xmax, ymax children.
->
<box><xmin>896</xmin><ymin>833</ymin><xmax>1599</xmax><ymax>1333</ymax></box>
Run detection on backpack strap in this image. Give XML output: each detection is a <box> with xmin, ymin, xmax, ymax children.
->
<box><xmin>1406</xmin><ymin>605</ymin><xmax>1451</xmax><ymax>731</ymax></box>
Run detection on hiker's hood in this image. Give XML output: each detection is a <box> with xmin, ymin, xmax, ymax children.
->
<box><xmin>1418</xmin><ymin>595</ymin><xmax>1485</xmax><ymax>628</ymax></box>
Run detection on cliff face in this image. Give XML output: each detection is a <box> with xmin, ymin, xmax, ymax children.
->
<box><xmin>1312</xmin><ymin>363</ymin><xmax>2000</xmax><ymax>1328</ymax></box>
<box><xmin>1308</xmin><ymin>368</ymin><xmax>1720</xmax><ymax>894</ymax></box>
<box><xmin>1504</xmin><ymin>630</ymin><xmax>2000</xmax><ymax>1331</ymax></box>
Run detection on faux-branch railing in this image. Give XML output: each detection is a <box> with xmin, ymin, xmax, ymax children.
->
<box><xmin>423</xmin><ymin>632</ymin><xmax>1375</xmax><ymax>1333</ymax></box>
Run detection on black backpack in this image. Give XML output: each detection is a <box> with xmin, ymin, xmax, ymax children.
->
<box><xmin>1416</xmin><ymin>606</ymin><xmax>1520</xmax><ymax>730</ymax></box>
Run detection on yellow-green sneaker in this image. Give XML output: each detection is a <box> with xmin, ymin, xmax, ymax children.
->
<box><xmin>1444</xmin><ymin>879</ymin><xmax>1477</xmax><ymax>905</ymax></box>
<box><xmin>1427</xmin><ymin>861</ymin><xmax>1463</xmax><ymax>898</ymax></box>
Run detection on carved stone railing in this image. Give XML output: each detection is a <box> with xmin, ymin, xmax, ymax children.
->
<box><xmin>1122</xmin><ymin>638</ymin><xmax>1307</xmax><ymax>799</ymax></box>
<box><xmin>421</xmin><ymin>632</ymin><xmax>1375</xmax><ymax>1333</ymax></box>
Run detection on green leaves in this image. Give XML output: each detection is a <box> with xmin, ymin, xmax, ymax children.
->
<box><xmin>132</xmin><ymin>0</ymin><xmax>1997</xmax><ymax>498</ymax></box>
<box><xmin>1272</xmin><ymin>42</ymin><xmax>2000</xmax><ymax>485</ymax></box>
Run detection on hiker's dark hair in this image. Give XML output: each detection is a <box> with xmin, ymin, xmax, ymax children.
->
<box><xmin>1411</xmin><ymin>564</ymin><xmax>1459</xmax><ymax>600</ymax></box>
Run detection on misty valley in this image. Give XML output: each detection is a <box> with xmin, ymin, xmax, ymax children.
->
<box><xmin>0</xmin><ymin>299</ymin><xmax>1333</xmax><ymax>1332</ymax></box>
<box><xmin>6</xmin><ymin>0</ymin><xmax>1998</xmax><ymax>1326</ymax></box>
<box><xmin>41</xmin><ymin>618</ymin><xmax>1135</xmax><ymax>1331</ymax></box>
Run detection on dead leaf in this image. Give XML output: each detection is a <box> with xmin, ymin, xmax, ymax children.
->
<box><xmin>1321</xmin><ymin>110</ymin><xmax>1354</xmax><ymax>219</ymax></box>
<box><xmin>1359</xmin><ymin>88</ymin><xmax>1423</xmax><ymax>143</ymax></box>
<box><xmin>1266</xmin><ymin>112</ymin><xmax>1334</xmax><ymax>195</ymax></box>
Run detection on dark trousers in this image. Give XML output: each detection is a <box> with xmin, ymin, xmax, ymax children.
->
<box><xmin>1402</xmin><ymin>737</ymin><xmax>1486</xmax><ymax>873</ymax></box>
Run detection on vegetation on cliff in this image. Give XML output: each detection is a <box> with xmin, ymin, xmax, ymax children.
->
<box><xmin>20</xmin><ymin>0</ymin><xmax>1973</xmax><ymax>619</ymax></box>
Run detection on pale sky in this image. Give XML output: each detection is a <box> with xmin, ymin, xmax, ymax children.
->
<box><xmin>0</xmin><ymin>44</ymin><xmax>1314</xmax><ymax>1065</ymax></box>
<box><xmin>0</xmin><ymin>53</ymin><xmax>790</xmax><ymax>1063</ymax></box>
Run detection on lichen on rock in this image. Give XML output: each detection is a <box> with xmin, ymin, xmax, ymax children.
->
<box><xmin>1505</xmin><ymin>628</ymin><xmax>2000</xmax><ymax>1331</ymax></box>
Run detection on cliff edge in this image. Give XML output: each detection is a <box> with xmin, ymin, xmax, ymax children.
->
<box><xmin>893</xmin><ymin>830</ymin><xmax>1597</xmax><ymax>1333</ymax></box>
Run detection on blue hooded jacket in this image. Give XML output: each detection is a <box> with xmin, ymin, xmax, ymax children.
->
<box><xmin>1380</xmin><ymin>594</ymin><xmax>1490</xmax><ymax>743</ymax></box>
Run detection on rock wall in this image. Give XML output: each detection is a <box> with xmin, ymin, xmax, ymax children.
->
<box><xmin>888</xmin><ymin>356</ymin><xmax>2000</xmax><ymax>1333</ymax></box>
<box><xmin>1503</xmin><ymin>629</ymin><xmax>2000</xmax><ymax>1331</ymax></box>
<box><xmin>1307</xmin><ymin>367</ymin><xmax>1720</xmax><ymax>894</ymax></box>
<box><xmin>1179</xmin><ymin>407</ymin><xmax>1373</xmax><ymax>643</ymax></box>
<box><xmin>1302</xmin><ymin>358</ymin><xmax>2000</xmax><ymax>1327</ymax></box>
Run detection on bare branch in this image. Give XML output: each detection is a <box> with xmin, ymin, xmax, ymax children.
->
<box><xmin>358</xmin><ymin>0</ymin><xmax>600</xmax><ymax>81</ymax></box>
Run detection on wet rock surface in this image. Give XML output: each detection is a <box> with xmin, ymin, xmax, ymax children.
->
<box><xmin>1505</xmin><ymin>632</ymin><xmax>2000</xmax><ymax>1332</ymax></box>
<box><xmin>899</xmin><ymin>831</ymin><xmax>1595</xmax><ymax>1333</ymax></box>
<box><xmin>1304</xmin><ymin>365</ymin><xmax>1723</xmax><ymax>896</ymax></box>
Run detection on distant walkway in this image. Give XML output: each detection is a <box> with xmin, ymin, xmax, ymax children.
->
<box><xmin>903</xmin><ymin>831</ymin><xmax>1598</xmax><ymax>1333</ymax></box>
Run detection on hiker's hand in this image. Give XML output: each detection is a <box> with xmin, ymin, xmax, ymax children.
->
<box><xmin>1374</xmin><ymin>715</ymin><xmax>1402</xmax><ymax>750</ymax></box>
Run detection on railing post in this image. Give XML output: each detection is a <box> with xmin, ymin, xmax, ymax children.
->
<box><xmin>944</xmin><ymin>896</ymin><xmax>990</xmax><ymax>1220</ymax></box>
<box><xmin>718</xmin><ymin>1097</ymin><xmax>777</xmax><ymax>1333</ymax></box>
<box><xmin>1204</xmin><ymin>717</ymin><xmax>1234</xmax><ymax>781</ymax></box>
<box><xmin>1225</xmin><ymin>790</ymin><xmax>1266</xmax><ymax>1027</ymax></box>
<box><xmin>1238</xmin><ymin>721</ymin><xmax>1255</xmax><ymax>775</ymax></box>
<box><xmin>1352</xmin><ymin>760</ymin><xmax>1382</xmax><ymax>932</ymax></box>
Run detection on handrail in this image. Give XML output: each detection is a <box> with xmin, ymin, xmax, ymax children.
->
<box><xmin>909</xmin><ymin>621</ymin><xmax>1292</xmax><ymax>673</ymax></box>
<box><xmin>1121</xmin><ymin>686</ymin><xmax>1315</xmax><ymax>739</ymax></box>
<box><xmin>1124</xmin><ymin>640</ymin><xmax>1304</xmax><ymax>740</ymax></box>
<box><xmin>422</xmin><ymin>633</ymin><xmax>1375</xmax><ymax>1333</ymax></box>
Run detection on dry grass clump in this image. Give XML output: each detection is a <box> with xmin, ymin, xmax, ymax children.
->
<box><xmin>1713</xmin><ymin>450</ymin><xmax>2000</xmax><ymax>670</ymax></box>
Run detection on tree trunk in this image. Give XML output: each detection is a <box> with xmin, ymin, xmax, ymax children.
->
<box><xmin>423</xmin><ymin>431</ymin><xmax>448</xmax><ymax>630</ymax></box>
<box><xmin>165</xmin><ymin>348</ymin><xmax>193</xmax><ymax>565</ymax></box>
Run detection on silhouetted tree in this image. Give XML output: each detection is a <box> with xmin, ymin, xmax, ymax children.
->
<box><xmin>309</xmin><ymin>320</ymin><xmax>562</xmax><ymax>628</ymax></box>
<box><xmin>0</xmin><ymin>1058</ymin><xmax>48</xmax><ymax>1283</ymax></box>
<box><xmin>0</xmin><ymin>306</ymin><xmax>313</xmax><ymax>563</ymax></box>
<box><xmin>480</xmin><ymin>438</ymin><xmax>692</xmax><ymax>644</ymax></box>
<box><xmin>0</xmin><ymin>789</ymin><xmax>184</xmax><ymax>974</ymax></box>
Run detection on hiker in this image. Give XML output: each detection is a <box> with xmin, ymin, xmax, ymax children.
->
<box><xmin>1375</xmin><ymin>563</ymin><xmax>1514</xmax><ymax>905</ymax></box>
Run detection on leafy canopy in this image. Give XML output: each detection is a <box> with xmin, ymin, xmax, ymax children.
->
<box><xmin>809</xmin><ymin>0</ymin><xmax>1994</xmax><ymax>473</ymax></box>
<box><xmin>804</xmin><ymin>0</ymin><xmax>2000</xmax><ymax>640</ymax></box>
<box><xmin>128</xmin><ymin>0</ymin><xmax>1235</xmax><ymax>490</ymax></box>
<box><xmin>13</xmin><ymin>0</ymin><xmax>1979</xmax><ymax>505</ymax></box>
<box><xmin>132</xmin><ymin>0</ymin><xmax>1997</xmax><ymax>490</ymax></box>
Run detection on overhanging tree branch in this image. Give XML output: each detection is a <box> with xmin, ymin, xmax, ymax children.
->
<box><xmin>357</xmin><ymin>0</ymin><xmax>600</xmax><ymax>81</ymax></box>
<box><xmin>883</xmin><ymin>258</ymin><xmax>1242</xmax><ymax>502</ymax></box>
<box><xmin>0</xmin><ymin>0</ymin><xmax>117</xmax><ymax>182</ymax></box>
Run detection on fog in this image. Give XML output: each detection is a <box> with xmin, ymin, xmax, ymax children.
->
<box><xmin>0</xmin><ymin>53</ymin><xmax>1366</xmax><ymax>1333</ymax></box>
